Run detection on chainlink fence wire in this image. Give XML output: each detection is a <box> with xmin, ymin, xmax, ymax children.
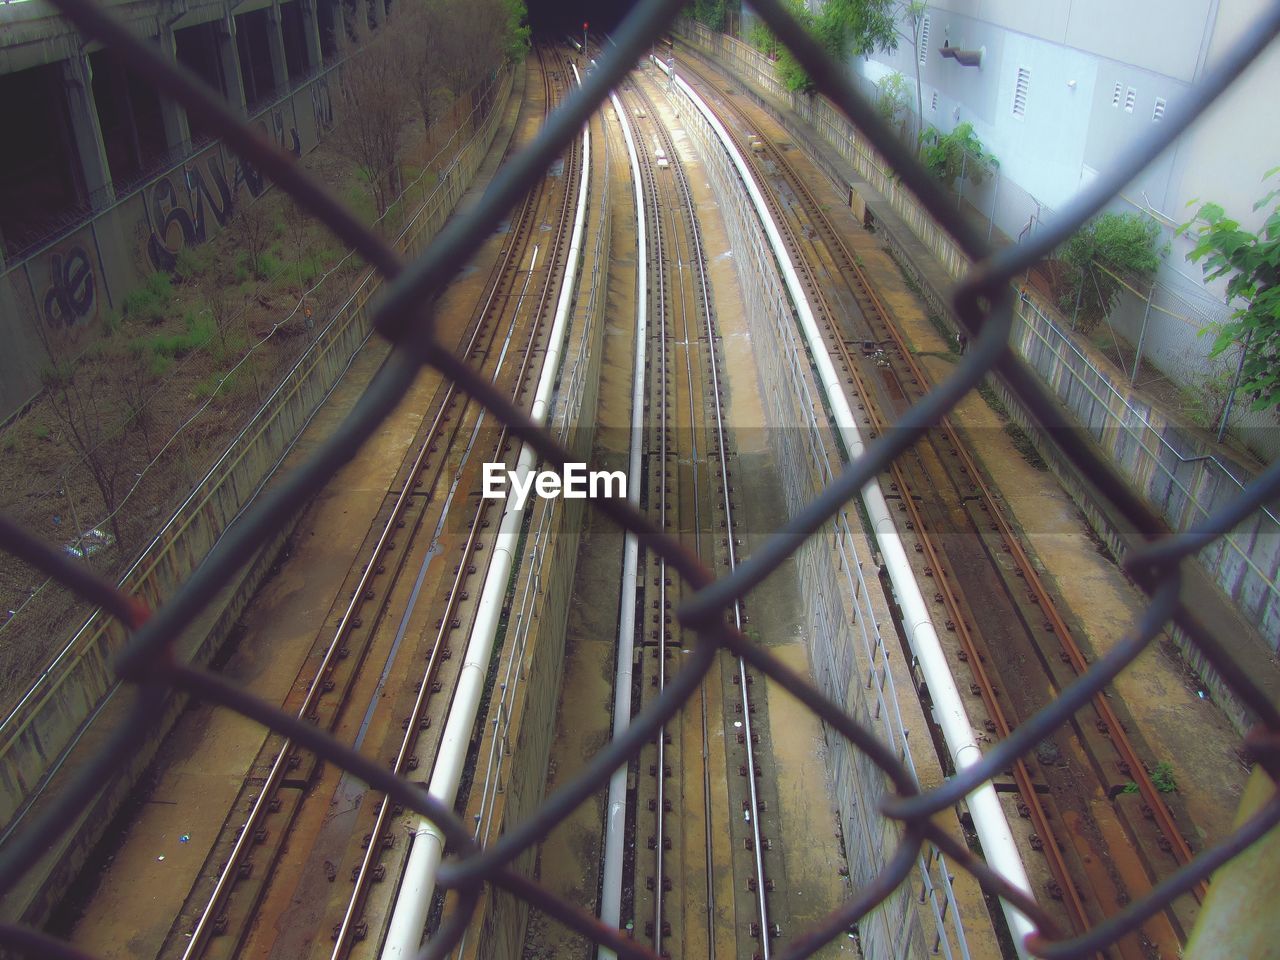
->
<box><xmin>3</xmin><ymin>1</ymin><xmax>1280</xmax><ymax>958</ymax></box>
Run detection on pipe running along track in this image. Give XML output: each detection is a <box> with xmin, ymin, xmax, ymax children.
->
<box><xmin>654</xmin><ymin>55</ymin><xmax>1038</xmax><ymax>957</ymax></box>
<box><xmin>379</xmin><ymin>61</ymin><xmax>593</xmax><ymax>960</ymax></box>
<box><xmin>597</xmin><ymin>83</ymin><xmax>647</xmax><ymax>960</ymax></box>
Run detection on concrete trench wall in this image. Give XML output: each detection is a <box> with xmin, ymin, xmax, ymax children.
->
<box><xmin>661</xmin><ymin>62</ymin><xmax>975</xmax><ymax>960</ymax></box>
<box><xmin>0</xmin><ymin>65</ymin><xmax>518</xmax><ymax>928</ymax></box>
<box><xmin>0</xmin><ymin>61</ymin><xmax>345</xmax><ymax>422</ymax></box>
<box><xmin>675</xmin><ymin>20</ymin><xmax>1279</xmax><ymax>729</ymax></box>
<box><xmin>460</xmin><ymin>111</ymin><xmax>612</xmax><ymax>960</ymax></box>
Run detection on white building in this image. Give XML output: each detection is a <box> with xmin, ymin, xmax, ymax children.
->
<box><xmin>849</xmin><ymin>0</ymin><xmax>1280</xmax><ymax>452</ymax></box>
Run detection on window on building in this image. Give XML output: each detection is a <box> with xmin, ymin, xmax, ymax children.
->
<box><xmin>1013</xmin><ymin>67</ymin><xmax>1030</xmax><ymax>119</ymax></box>
<box><xmin>1152</xmin><ymin>96</ymin><xmax>1166</xmax><ymax>121</ymax></box>
<box><xmin>931</xmin><ymin>90</ymin><xmax>938</xmax><ymax>111</ymax></box>
<box><xmin>919</xmin><ymin>16</ymin><xmax>930</xmax><ymax>65</ymax></box>
<box><xmin>1112</xmin><ymin>82</ymin><xmax>1122</xmax><ymax>107</ymax></box>
<box><xmin>1124</xmin><ymin>86</ymin><xmax>1137</xmax><ymax>113</ymax></box>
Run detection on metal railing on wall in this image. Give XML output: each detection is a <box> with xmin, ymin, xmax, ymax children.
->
<box><xmin>1</xmin><ymin>3</ymin><xmax>1279</xmax><ymax>960</ymax></box>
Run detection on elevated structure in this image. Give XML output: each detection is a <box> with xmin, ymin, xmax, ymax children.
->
<box><xmin>0</xmin><ymin>0</ymin><xmax>381</xmax><ymax>419</ymax></box>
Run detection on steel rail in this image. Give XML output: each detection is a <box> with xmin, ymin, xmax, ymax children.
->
<box><xmin>643</xmin><ymin>80</ymin><xmax>773</xmax><ymax>959</ymax></box>
<box><xmin>335</xmin><ymin>47</ymin><xmax>583</xmax><ymax>957</ymax></box>
<box><xmin>189</xmin><ymin>50</ymin><xmax>563</xmax><ymax>958</ymax></box>
<box><xmin>681</xmin><ymin>60</ymin><xmax>1103</xmax><ymax>946</ymax></box>
<box><xmin>622</xmin><ymin>80</ymin><xmax>682</xmax><ymax>957</ymax></box>
<box><xmin>756</xmin><ymin>91</ymin><xmax>1201</xmax><ymax>906</ymax></box>
<box><xmin>701</xmin><ymin>54</ymin><xmax>1191</xmax><ymax>951</ymax></box>
<box><xmin>627</xmin><ymin>71</ymin><xmax>774</xmax><ymax>958</ymax></box>
<box><xmin>177</xmin><ymin>175</ymin><xmax>546</xmax><ymax>960</ymax></box>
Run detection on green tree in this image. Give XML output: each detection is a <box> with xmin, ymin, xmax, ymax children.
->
<box><xmin>772</xmin><ymin>0</ymin><xmax>899</xmax><ymax>93</ymax></box>
<box><xmin>748</xmin><ymin>16</ymin><xmax>781</xmax><ymax>59</ymax></box>
<box><xmin>1057</xmin><ymin>212</ymin><xmax>1164</xmax><ymax>334</ymax></box>
<box><xmin>918</xmin><ymin>121</ymin><xmax>997</xmax><ymax>188</ymax></box>
<box><xmin>1178</xmin><ymin>168</ymin><xmax>1280</xmax><ymax>413</ymax></box>
<box><xmin>875</xmin><ymin>70</ymin><xmax>910</xmax><ymax>130</ymax></box>
<box><xmin>691</xmin><ymin>0</ymin><xmax>727</xmax><ymax>31</ymax></box>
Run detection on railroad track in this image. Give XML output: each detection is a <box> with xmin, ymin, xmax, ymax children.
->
<box><xmin>675</xmin><ymin>54</ymin><xmax>1203</xmax><ymax>958</ymax></box>
<box><xmin>618</xmin><ymin>74</ymin><xmax>775</xmax><ymax>960</ymax></box>
<box><xmin>160</xmin><ymin>44</ymin><xmax>582</xmax><ymax>960</ymax></box>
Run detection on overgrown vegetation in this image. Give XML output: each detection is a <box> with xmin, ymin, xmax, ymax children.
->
<box><xmin>2</xmin><ymin>3</ymin><xmax>519</xmax><ymax>686</ymax></box>
<box><xmin>332</xmin><ymin>0</ymin><xmax>527</xmax><ymax>216</ymax></box>
<box><xmin>1178</xmin><ymin>168</ymin><xmax>1280</xmax><ymax>413</ymax></box>
<box><xmin>751</xmin><ymin>0</ymin><xmax>899</xmax><ymax>94</ymax></box>
<box><xmin>976</xmin><ymin>382</ymin><xmax>1047</xmax><ymax>470</ymax></box>
<box><xmin>751</xmin><ymin>1</ymin><xmax>928</xmax><ymax>145</ymax></box>
<box><xmin>1056</xmin><ymin>212</ymin><xmax>1165</xmax><ymax>334</ymax></box>
<box><xmin>875</xmin><ymin>70</ymin><xmax>910</xmax><ymax>131</ymax></box>
<box><xmin>690</xmin><ymin>0</ymin><xmax>728</xmax><ymax>32</ymax></box>
<box><xmin>919</xmin><ymin>121</ymin><xmax>998</xmax><ymax>189</ymax></box>
<box><xmin>1152</xmin><ymin>761</ymin><xmax>1178</xmax><ymax>793</ymax></box>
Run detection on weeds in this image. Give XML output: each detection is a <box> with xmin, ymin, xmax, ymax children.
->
<box><xmin>1120</xmin><ymin>761</ymin><xmax>1177</xmax><ymax>795</ymax></box>
<box><xmin>121</xmin><ymin>272</ymin><xmax>174</xmax><ymax>325</ymax></box>
<box><xmin>1152</xmin><ymin>761</ymin><xmax>1177</xmax><ymax>793</ymax></box>
<box><xmin>173</xmin><ymin>245</ymin><xmax>214</xmax><ymax>284</ymax></box>
<box><xmin>145</xmin><ymin>309</ymin><xmax>214</xmax><ymax>360</ymax></box>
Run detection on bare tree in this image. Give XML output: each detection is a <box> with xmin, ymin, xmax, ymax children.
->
<box><xmin>399</xmin><ymin>0</ymin><xmax>450</xmax><ymax>136</ymax></box>
<box><xmin>439</xmin><ymin>0</ymin><xmax>504</xmax><ymax>104</ymax></box>
<box><xmin>41</xmin><ymin>357</ymin><xmax>129</xmax><ymax>551</ymax></box>
<box><xmin>282</xmin><ymin>197</ymin><xmax>312</xmax><ymax>293</ymax></box>
<box><xmin>330</xmin><ymin>17</ymin><xmax>413</xmax><ymax>217</ymax></box>
<box><xmin>119</xmin><ymin>342</ymin><xmax>158</xmax><ymax>460</ymax></box>
<box><xmin>237</xmin><ymin>195</ymin><xmax>275</xmax><ymax>280</ymax></box>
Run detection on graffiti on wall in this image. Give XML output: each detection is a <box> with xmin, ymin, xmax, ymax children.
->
<box><xmin>40</xmin><ymin>243</ymin><xmax>97</xmax><ymax>330</ymax></box>
<box><xmin>145</xmin><ymin>93</ymin><xmax>318</xmax><ymax>271</ymax></box>
<box><xmin>9</xmin><ymin>69</ymin><xmax>339</xmax><ymax>345</ymax></box>
<box><xmin>147</xmin><ymin>150</ymin><xmax>240</xmax><ymax>272</ymax></box>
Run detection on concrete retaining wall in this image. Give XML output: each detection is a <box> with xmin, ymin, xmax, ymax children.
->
<box><xmin>666</xmin><ymin>60</ymin><xmax>977</xmax><ymax>960</ymax></box>
<box><xmin>1</xmin><ymin>62</ymin><xmax>343</xmax><ymax>422</ymax></box>
<box><xmin>0</xmin><ymin>64</ymin><xmax>518</xmax><ymax>928</ymax></box>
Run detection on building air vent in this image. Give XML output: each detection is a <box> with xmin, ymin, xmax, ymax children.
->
<box><xmin>919</xmin><ymin>16</ymin><xmax>930</xmax><ymax>65</ymax></box>
<box><xmin>931</xmin><ymin>90</ymin><xmax>939</xmax><ymax>111</ymax></box>
<box><xmin>1124</xmin><ymin>86</ymin><xmax>1137</xmax><ymax>113</ymax></box>
<box><xmin>1152</xmin><ymin>96</ymin><xmax>1167</xmax><ymax>121</ymax></box>
<box><xmin>1012</xmin><ymin>67</ymin><xmax>1030</xmax><ymax>119</ymax></box>
<box><xmin>1112</xmin><ymin>82</ymin><xmax>1122</xmax><ymax>107</ymax></box>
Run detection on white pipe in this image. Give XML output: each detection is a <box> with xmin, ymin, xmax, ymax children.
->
<box><xmin>656</xmin><ymin>57</ymin><xmax>1037</xmax><ymax>957</ymax></box>
<box><xmin>380</xmin><ymin>63</ymin><xmax>592</xmax><ymax>960</ymax></box>
<box><xmin>597</xmin><ymin>87</ymin><xmax>648</xmax><ymax>960</ymax></box>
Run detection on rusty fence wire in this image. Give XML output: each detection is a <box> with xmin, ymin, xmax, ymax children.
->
<box><xmin>2</xmin><ymin>1</ymin><xmax>1280</xmax><ymax>959</ymax></box>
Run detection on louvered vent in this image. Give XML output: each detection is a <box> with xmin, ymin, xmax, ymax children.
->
<box><xmin>931</xmin><ymin>90</ymin><xmax>939</xmax><ymax>111</ymax></box>
<box><xmin>1124</xmin><ymin>86</ymin><xmax>1137</xmax><ymax>113</ymax></box>
<box><xmin>1012</xmin><ymin>67</ymin><xmax>1030</xmax><ymax>119</ymax></box>
<box><xmin>919</xmin><ymin>16</ymin><xmax>930</xmax><ymax>65</ymax></box>
<box><xmin>1152</xmin><ymin>97</ymin><xmax>1166</xmax><ymax>121</ymax></box>
<box><xmin>1112</xmin><ymin>82</ymin><xmax>1122</xmax><ymax>107</ymax></box>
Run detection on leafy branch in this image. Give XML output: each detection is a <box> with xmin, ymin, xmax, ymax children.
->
<box><xmin>1178</xmin><ymin>168</ymin><xmax>1280</xmax><ymax>413</ymax></box>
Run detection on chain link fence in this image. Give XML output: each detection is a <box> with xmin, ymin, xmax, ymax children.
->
<box><xmin>2</xmin><ymin>1</ymin><xmax>1279</xmax><ymax>959</ymax></box>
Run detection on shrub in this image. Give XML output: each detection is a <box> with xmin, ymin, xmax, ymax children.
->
<box><xmin>1057</xmin><ymin>213</ymin><xmax>1164</xmax><ymax>333</ymax></box>
<box><xmin>919</xmin><ymin>122</ymin><xmax>998</xmax><ymax>189</ymax></box>
<box><xmin>121</xmin><ymin>271</ymin><xmax>174</xmax><ymax>325</ymax></box>
<box><xmin>173</xmin><ymin>245</ymin><xmax>214</xmax><ymax>284</ymax></box>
